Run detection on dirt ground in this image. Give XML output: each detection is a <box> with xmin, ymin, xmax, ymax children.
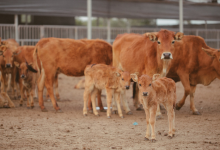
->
<box><xmin>0</xmin><ymin>74</ymin><xmax>220</xmax><ymax>150</ymax></box>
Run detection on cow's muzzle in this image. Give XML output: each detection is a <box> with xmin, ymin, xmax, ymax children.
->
<box><xmin>161</xmin><ymin>52</ymin><xmax>173</xmax><ymax>59</ymax></box>
<box><xmin>6</xmin><ymin>64</ymin><xmax>12</xmax><ymax>68</ymax></box>
<box><xmin>21</xmin><ymin>74</ymin><xmax>26</xmax><ymax>79</ymax></box>
<box><xmin>126</xmin><ymin>86</ymin><xmax>130</xmax><ymax>90</ymax></box>
<box><xmin>142</xmin><ymin>92</ymin><xmax>148</xmax><ymax>96</ymax></box>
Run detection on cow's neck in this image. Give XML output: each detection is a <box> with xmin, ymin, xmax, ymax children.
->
<box><xmin>157</xmin><ymin>54</ymin><xmax>171</xmax><ymax>77</ymax></box>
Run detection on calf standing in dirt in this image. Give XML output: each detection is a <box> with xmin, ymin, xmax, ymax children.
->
<box><xmin>131</xmin><ymin>74</ymin><xmax>176</xmax><ymax>142</ymax></box>
<box><xmin>14</xmin><ymin>62</ymin><xmax>38</xmax><ymax>108</ymax></box>
<box><xmin>83</xmin><ymin>64</ymin><xmax>131</xmax><ymax>118</ymax></box>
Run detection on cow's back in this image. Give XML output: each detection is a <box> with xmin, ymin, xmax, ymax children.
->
<box><xmin>36</xmin><ymin>38</ymin><xmax>112</xmax><ymax>76</ymax></box>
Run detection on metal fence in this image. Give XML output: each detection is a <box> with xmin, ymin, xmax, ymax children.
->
<box><xmin>0</xmin><ymin>24</ymin><xmax>219</xmax><ymax>49</ymax></box>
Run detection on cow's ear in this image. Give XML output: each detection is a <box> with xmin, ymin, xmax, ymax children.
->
<box><xmin>26</xmin><ymin>62</ymin><xmax>38</xmax><ymax>73</ymax></box>
<box><xmin>175</xmin><ymin>32</ymin><xmax>184</xmax><ymax>40</ymax></box>
<box><xmin>202</xmin><ymin>47</ymin><xmax>215</xmax><ymax>57</ymax></box>
<box><xmin>130</xmin><ymin>73</ymin><xmax>138</xmax><ymax>82</ymax></box>
<box><xmin>0</xmin><ymin>45</ymin><xmax>7</xmax><ymax>51</ymax></box>
<box><xmin>147</xmin><ymin>33</ymin><xmax>158</xmax><ymax>42</ymax></box>
<box><xmin>1</xmin><ymin>41</ymin><xmax>8</xmax><ymax>45</ymax></box>
<box><xmin>13</xmin><ymin>50</ymin><xmax>21</xmax><ymax>56</ymax></box>
<box><xmin>14</xmin><ymin>61</ymin><xmax>20</xmax><ymax>68</ymax></box>
<box><xmin>152</xmin><ymin>74</ymin><xmax>160</xmax><ymax>81</ymax></box>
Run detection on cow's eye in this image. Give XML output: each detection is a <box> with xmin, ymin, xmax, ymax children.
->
<box><xmin>139</xmin><ymin>84</ymin><xmax>141</xmax><ymax>86</ymax></box>
<box><xmin>149</xmin><ymin>84</ymin><xmax>151</xmax><ymax>86</ymax></box>
<box><xmin>122</xmin><ymin>78</ymin><xmax>124</xmax><ymax>80</ymax></box>
<box><xmin>158</xmin><ymin>41</ymin><xmax>161</xmax><ymax>44</ymax></box>
<box><xmin>172</xmin><ymin>41</ymin><xmax>175</xmax><ymax>44</ymax></box>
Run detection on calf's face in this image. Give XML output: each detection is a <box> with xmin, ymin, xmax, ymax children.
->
<box><xmin>117</xmin><ymin>71</ymin><xmax>131</xmax><ymax>90</ymax></box>
<box><xmin>14</xmin><ymin>62</ymin><xmax>38</xmax><ymax>79</ymax></box>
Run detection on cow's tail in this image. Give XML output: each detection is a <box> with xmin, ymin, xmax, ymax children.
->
<box><xmin>15</xmin><ymin>67</ymin><xmax>20</xmax><ymax>83</ymax></box>
<box><xmin>33</xmin><ymin>45</ymin><xmax>40</xmax><ymax>74</ymax></box>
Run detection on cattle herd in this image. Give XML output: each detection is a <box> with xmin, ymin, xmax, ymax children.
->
<box><xmin>0</xmin><ymin>29</ymin><xmax>219</xmax><ymax>142</ymax></box>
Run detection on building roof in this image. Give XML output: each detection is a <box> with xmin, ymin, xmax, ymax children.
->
<box><xmin>0</xmin><ymin>0</ymin><xmax>219</xmax><ymax>20</ymax></box>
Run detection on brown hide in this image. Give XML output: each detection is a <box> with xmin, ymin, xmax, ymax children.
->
<box><xmin>35</xmin><ymin>38</ymin><xmax>112</xmax><ymax>111</ymax></box>
<box><xmin>83</xmin><ymin>64</ymin><xmax>131</xmax><ymax>118</ymax></box>
<box><xmin>131</xmin><ymin>74</ymin><xmax>176</xmax><ymax>141</ymax></box>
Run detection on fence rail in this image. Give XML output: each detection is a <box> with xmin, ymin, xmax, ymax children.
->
<box><xmin>0</xmin><ymin>24</ymin><xmax>219</xmax><ymax>49</ymax></box>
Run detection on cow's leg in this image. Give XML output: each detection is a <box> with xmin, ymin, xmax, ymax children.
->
<box><xmin>19</xmin><ymin>78</ymin><xmax>25</xmax><ymax>106</ymax></box>
<box><xmin>144</xmin><ymin>107</ymin><xmax>150</xmax><ymax>141</ymax></box>
<box><xmin>176</xmin><ymin>74</ymin><xmax>190</xmax><ymax>110</ymax></box>
<box><xmin>106</xmin><ymin>88</ymin><xmax>113</xmax><ymax>118</ymax></box>
<box><xmin>37</xmin><ymin>68</ymin><xmax>47</xmax><ymax>112</ymax></box>
<box><xmin>97</xmin><ymin>90</ymin><xmax>105</xmax><ymax>112</ymax></box>
<box><xmin>112</xmin><ymin>96</ymin><xmax>118</xmax><ymax>114</ymax></box>
<box><xmin>1</xmin><ymin>73</ymin><xmax>7</xmax><ymax>93</ymax></box>
<box><xmin>44</xmin><ymin>73</ymin><xmax>61</xmax><ymax>112</ymax></box>
<box><xmin>149</xmin><ymin>105</ymin><xmax>157</xmax><ymax>142</ymax></box>
<box><xmin>172</xmin><ymin>109</ymin><xmax>175</xmax><ymax>136</ymax></box>
<box><xmin>121</xmin><ymin>90</ymin><xmax>132</xmax><ymax>115</ymax></box>
<box><xmin>87</xmin><ymin>94</ymin><xmax>93</xmax><ymax>113</ymax></box>
<box><xmin>2</xmin><ymin>92</ymin><xmax>15</xmax><ymax>108</ymax></box>
<box><xmin>91</xmin><ymin>88</ymin><xmax>99</xmax><ymax>116</ymax></box>
<box><xmin>6</xmin><ymin>74</ymin><xmax>11</xmax><ymax>92</ymax></box>
<box><xmin>10</xmin><ymin>72</ymin><xmax>16</xmax><ymax>99</ymax></box>
<box><xmin>133</xmin><ymin>82</ymin><xmax>142</xmax><ymax>110</ymax></box>
<box><xmin>83</xmin><ymin>88</ymin><xmax>89</xmax><ymax>116</ymax></box>
<box><xmin>156</xmin><ymin>104</ymin><xmax>163</xmax><ymax>119</ymax></box>
<box><xmin>54</xmin><ymin>73</ymin><xmax>60</xmax><ymax>101</ymax></box>
<box><xmin>166</xmin><ymin>105</ymin><xmax>174</xmax><ymax>138</ymax></box>
<box><xmin>190</xmin><ymin>85</ymin><xmax>200</xmax><ymax>115</ymax></box>
<box><xmin>26</xmin><ymin>90</ymin><xmax>30</xmax><ymax>109</ymax></box>
<box><xmin>30</xmin><ymin>88</ymin><xmax>34</xmax><ymax>108</ymax></box>
<box><xmin>114</xmin><ymin>92</ymin><xmax>124</xmax><ymax>118</ymax></box>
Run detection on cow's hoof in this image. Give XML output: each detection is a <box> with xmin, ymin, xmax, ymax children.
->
<box><xmin>136</xmin><ymin>107</ymin><xmax>143</xmax><ymax>111</ymax></box>
<box><xmin>27</xmin><ymin>107</ymin><xmax>30</xmax><ymax>109</ymax></box>
<box><xmin>56</xmin><ymin>109</ymin><xmax>63</xmax><ymax>113</ymax></box>
<box><xmin>14</xmin><ymin>97</ymin><xmax>17</xmax><ymax>100</ymax></box>
<box><xmin>31</xmin><ymin>106</ymin><xmax>34</xmax><ymax>109</ymax></box>
<box><xmin>3</xmin><ymin>105</ymin><xmax>10</xmax><ymax>108</ymax></box>
<box><xmin>151</xmin><ymin>139</ymin><xmax>156</xmax><ymax>143</ymax></box>
<box><xmin>84</xmin><ymin>114</ymin><xmax>87</xmax><ymax>116</ymax></box>
<box><xmin>168</xmin><ymin>136</ymin><xmax>172</xmax><ymax>139</ymax></box>
<box><xmin>88</xmin><ymin>110</ymin><xmax>93</xmax><ymax>114</ymax></box>
<box><xmin>19</xmin><ymin>104</ymin><xmax>22</xmax><ymax>107</ymax></box>
<box><xmin>100</xmin><ymin>109</ymin><xmax>106</xmax><ymax>112</ymax></box>
<box><xmin>41</xmin><ymin>108</ymin><xmax>48</xmax><ymax>112</ymax></box>
<box><xmin>193</xmin><ymin>111</ymin><xmax>201</xmax><ymax>115</ymax></box>
<box><xmin>112</xmin><ymin>110</ymin><xmax>118</xmax><ymax>114</ymax></box>
<box><xmin>120</xmin><ymin>116</ymin><xmax>124</xmax><ymax>118</ymax></box>
<box><xmin>95</xmin><ymin>114</ymin><xmax>100</xmax><ymax>117</ymax></box>
<box><xmin>175</xmin><ymin>104</ymin><xmax>181</xmax><ymax>110</ymax></box>
<box><xmin>126</xmin><ymin>111</ymin><xmax>133</xmax><ymax>115</ymax></box>
<box><xmin>107</xmin><ymin>116</ymin><xmax>111</xmax><ymax>119</ymax></box>
<box><xmin>144</xmin><ymin>137</ymin><xmax>149</xmax><ymax>141</ymax></box>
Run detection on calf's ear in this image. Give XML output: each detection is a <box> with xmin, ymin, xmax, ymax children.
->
<box><xmin>26</xmin><ymin>62</ymin><xmax>38</xmax><ymax>73</ymax></box>
<box><xmin>202</xmin><ymin>47</ymin><xmax>215</xmax><ymax>57</ymax></box>
<box><xmin>14</xmin><ymin>61</ymin><xmax>20</xmax><ymax>68</ymax></box>
<box><xmin>147</xmin><ymin>33</ymin><xmax>158</xmax><ymax>42</ymax></box>
<box><xmin>115</xmin><ymin>72</ymin><xmax>121</xmax><ymax>77</ymax></box>
<box><xmin>1</xmin><ymin>41</ymin><xmax>8</xmax><ymax>45</ymax></box>
<box><xmin>130</xmin><ymin>74</ymin><xmax>138</xmax><ymax>82</ymax></box>
<box><xmin>175</xmin><ymin>32</ymin><xmax>184</xmax><ymax>40</ymax></box>
<box><xmin>152</xmin><ymin>74</ymin><xmax>160</xmax><ymax>81</ymax></box>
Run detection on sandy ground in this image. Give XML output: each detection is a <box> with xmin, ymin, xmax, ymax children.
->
<box><xmin>0</xmin><ymin>74</ymin><xmax>220</xmax><ymax>150</ymax></box>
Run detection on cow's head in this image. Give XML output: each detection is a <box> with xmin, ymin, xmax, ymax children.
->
<box><xmin>131</xmin><ymin>74</ymin><xmax>160</xmax><ymax>101</ymax></box>
<box><xmin>202</xmin><ymin>47</ymin><xmax>220</xmax><ymax>62</ymax></box>
<box><xmin>14</xmin><ymin>61</ymin><xmax>38</xmax><ymax>79</ymax></box>
<box><xmin>147</xmin><ymin>29</ymin><xmax>184</xmax><ymax>60</ymax></box>
<box><xmin>0</xmin><ymin>42</ymin><xmax>21</xmax><ymax>68</ymax></box>
<box><xmin>115</xmin><ymin>71</ymin><xmax>131</xmax><ymax>90</ymax></box>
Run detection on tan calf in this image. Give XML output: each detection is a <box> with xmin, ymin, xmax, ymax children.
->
<box><xmin>131</xmin><ymin>74</ymin><xmax>176</xmax><ymax>142</ymax></box>
<box><xmin>14</xmin><ymin>62</ymin><xmax>38</xmax><ymax>108</ymax></box>
<box><xmin>83</xmin><ymin>64</ymin><xmax>131</xmax><ymax>118</ymax></box>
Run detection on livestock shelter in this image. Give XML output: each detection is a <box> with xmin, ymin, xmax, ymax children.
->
<box><xmin>0</xmin><ymin>0</ymin><xmax>220</xmax><ymax>48</ymax></box>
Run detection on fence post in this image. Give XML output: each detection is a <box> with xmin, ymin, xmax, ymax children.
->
<box><xmin>75</xmin><ymin>27</ymin><xmax>78</xmax><ymax>39</ymax></box>
<box><xmin>40</xmin><ymin>26</ymin><xmax>44</xmax><ymax>38</ymax></box>
<box><xmin>14</xmin><ymin>15</ymin><xmax>19</xmax><ymax>43</ymax></box>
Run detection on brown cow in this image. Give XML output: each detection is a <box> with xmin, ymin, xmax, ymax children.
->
<box><xmin>113</xmin><ymin>29</ymin><xmax>183</xmax><ymax>115</ymax></box>
<box><xmin>33</xmin><ymin>38</ymin><xmax>112</xmax><ymax>112</ymax></box>
<box><xmin>0</xmin><ymin>39</ymin><xmax>21</xmax><ymax>99</ymax></box>
<box><xmin>131</xmin><ymin>74</ymin><xmax>176</xmax><ymax>142</ymax></box>
<box><xmin>83</xmin><ymin>64</ymin><xmax>131</xmax><ymax>118</ymax></box>
<box><xmin>14</xmin><ymin>61</ymin><xmax>38</xmax><ymax>108</ymax></box>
